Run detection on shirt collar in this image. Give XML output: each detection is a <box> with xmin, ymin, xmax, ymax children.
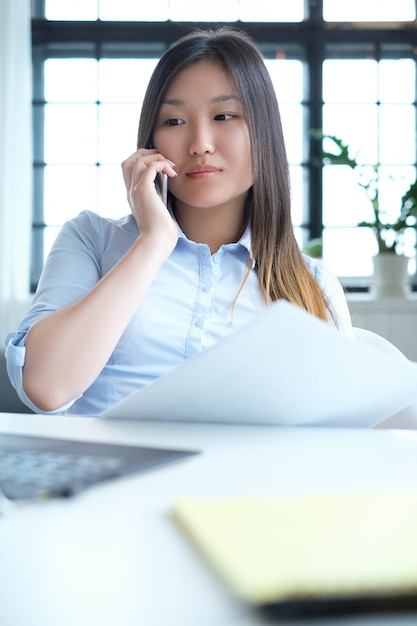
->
<box><xmin>170</xmin><ymin>199</ymin><xmax>255</xmax><ymax>267</ymax></box>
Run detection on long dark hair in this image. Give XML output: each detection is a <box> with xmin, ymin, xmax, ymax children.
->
<box><xmin>137</xmin><ymin>27</ymin><xmax>329</xmax><ymax>321</ymax></box>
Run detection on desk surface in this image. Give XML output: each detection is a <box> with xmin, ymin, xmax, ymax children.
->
<box><xmin>1</xmin><ymin>413</ymin><xmax>417</xmax><ymax>626</ymax></box>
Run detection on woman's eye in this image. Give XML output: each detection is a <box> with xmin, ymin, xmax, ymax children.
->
<box><xmin>214</xmin><ymin>113</ymin><xmax>235</xmax><ymax>121</ymax></box>
<box><xmin>166</xmin><ymin>118</ymin><xmax>184</xmax><ymax>126</ymax></box>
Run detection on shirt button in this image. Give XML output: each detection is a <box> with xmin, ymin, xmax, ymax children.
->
<box><xmin>195</xmin><ymin>319</ymin><xmax>204</xmax><ymax>328</ymax></box>
<box><xmin>212</xmin><ymin>254</ymin><xmax>220</xmax><ymax>263</ymax></box>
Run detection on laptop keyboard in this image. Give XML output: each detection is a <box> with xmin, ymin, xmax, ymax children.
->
<box><xmin>1</xmin><ymin>449</ymin><xmax>124</xmax><ymax>499</ymax></box>
<box><xmin>0</xmin><ymin>434</ymin><xmax>199</xmax><ymax>501</ymax></box>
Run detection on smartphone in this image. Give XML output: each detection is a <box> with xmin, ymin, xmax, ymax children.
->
<box><xmin>155</xmin><ymin>171</ymin><xmax>168</xmax><ymax>207</ymax></box>
<box><xmin>146</xmin><ymin>141</ymin><xmax>168</xmax><ymax>207</ymax></box>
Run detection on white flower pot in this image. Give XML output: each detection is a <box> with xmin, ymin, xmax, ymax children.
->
<box><xmin>371</xmin><ymin>254</ymin><xmax>410</xmax><ymax>298</ymax></box>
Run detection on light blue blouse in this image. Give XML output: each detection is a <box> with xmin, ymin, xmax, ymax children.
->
<box><xmin>5</xmin><ymin>211</ymin><xmax>353</xmax><ymax>416</ymax></box>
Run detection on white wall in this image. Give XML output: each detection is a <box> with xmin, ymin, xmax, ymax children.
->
<box><xmin>0</xmin><ymin>0</ymin><xmax>33</xmax><ymax>342</ymax></box>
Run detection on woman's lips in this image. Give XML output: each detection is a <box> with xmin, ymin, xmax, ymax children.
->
<box><xmin>186</xmin><ymin>166</ymin><xmax>221</xmax><ymax>178</ymax></box>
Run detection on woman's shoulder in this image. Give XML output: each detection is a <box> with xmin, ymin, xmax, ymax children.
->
<box><xmin>68</xmin><ymin>210</ymin><xmax>137</xmax><ymax>234</ymax></box>
<box><xmin>60</xmin><ymin>211</ymin><xmax>138</xmax><ymax>251</ymax></box>
<box><xmin>303</xmin><ymin>253</ymin><xmax>325</xmax><ymax>279</ymax></box>
<box><xmin>49</xmin><ymin>211</ymin><xmax>139</xmax><ymax>263</ymax></box>
<box><xmin>303</xmin><ymin>254</ymin><xmax>354</xmax><ymax>336</ymax></box>
<box><xmin>303</xmin><ymin>253</ymin><xmax>343</xmax><ymax>291</ymax></box>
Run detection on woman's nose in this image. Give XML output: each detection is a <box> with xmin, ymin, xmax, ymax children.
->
<box><xmin>188</xmin><ymin>122</ymin><xmax>215</xmax><ymax>155</ymax></box>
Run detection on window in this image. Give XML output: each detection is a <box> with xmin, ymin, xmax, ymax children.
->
<box><xmin>31</xmin><ymin>1</ymin><xmax>417</xmax><ymax>290</ymax></box>
<box><xmin>322</xmin><ymin>49</ymin><xmax>417</xmax><ymax>278</ymax></box>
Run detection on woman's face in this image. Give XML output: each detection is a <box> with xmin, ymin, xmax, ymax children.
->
<box><xmin>152</xmin><ymin>59</ymin><xmax>253</xmax><ymax>216</ymax></box>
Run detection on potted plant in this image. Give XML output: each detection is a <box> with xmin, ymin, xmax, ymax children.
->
<box><xmin>303</xmin><ymin>237</ymin><xmax>323</xmax><ymax>259</ymax></box>
<box><xmin>317</xmin><ymin>133</ymin><xmax>417</xmax><ymax>296</ymax></box>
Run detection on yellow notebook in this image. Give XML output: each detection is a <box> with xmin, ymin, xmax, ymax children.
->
<box><xmin>173</xmin><ymin>492</ymin><xmax>417</xmax><ymax>617</ymax></box>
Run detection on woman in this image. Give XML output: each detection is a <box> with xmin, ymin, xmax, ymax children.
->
<box><xmin>5</xmin><ymin>27</ymin><xmax>352</xmax><ymax>416</ymax></box>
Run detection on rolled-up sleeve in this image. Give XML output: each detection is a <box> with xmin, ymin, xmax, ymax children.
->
<box><xmin>5</xmin><ymin>331</ymin><xmax>78</xmax><ymax>414</ymax></box>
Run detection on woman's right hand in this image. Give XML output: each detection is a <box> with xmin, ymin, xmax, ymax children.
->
<box><xmin>121</xmin><ymin>148</ymin><xmax>178</xmax><ymax>252</ymax></box>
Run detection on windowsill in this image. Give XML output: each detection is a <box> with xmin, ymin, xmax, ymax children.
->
<box><xmin>341</xmin><ymin>277</ymin><xmax>417</xmax><ymax>295</ymax></box>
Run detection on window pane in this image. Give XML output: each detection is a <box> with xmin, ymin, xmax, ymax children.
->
<box><xmin>98</xmin><ymin>59</ymin><xmax>159</xmax><ymax>103</ymax></box>
<box><xmin>100</xmin><ymin>0</ymin><xmax>169</xmax><ymax>21</ymax></box>
<box><xmin>45</xmin><ymin>59</ymin><xmax>98</xmax><ymax>102</ymax></box>
<box><xmin>379</xmin><ymin>105</ymin><xmax>416</xmax><ymax>164</ymax></box>
<box><xmin>289</xmin><ymin>166</ymin><xmax>305</xmax><ymax>226</ymax></box>
<box><xmin>265</xmin><ymin>60</ymin><xmax>304</xmax><ymax>166</ymax></box>
<box><xmin>265</xmin><ymin>59</ymin><xmax>304</xmax><ymax>102</ymax></box>
<box><xmin>169</xmin><ymin>0</ymin><xmax>238</xmax><ymax>21</ymax></box>
<box><xmin>44</xmin><ymin>166</ymin><xmax>98</xmax><ymax>223</ymax></box>
<box><xmin>323</xmin><ymin>104</ymin><xmax>379</xmax><ymax>163</ymax></box>
<box><xmin>323</xmin><ymin>165</ymin><xmax>373</xmax><ymax>228</ymax></box>
<box><xmin>377</xmin><ymin>166</ymin><xmax>416</xmax><ymax>222</ymax></box>
<box><xmin>98</xmin><ymin>166</ymin><xmax>129</xmax><ymax>218</ymax></box>
<box><xmin>240</xmin><ymin>0</ymin><xmax>304</xmax><ymax>22</ymax></box>
<box><xmin>293</xmin><ymin>227</ymin><xmax>304</xmax><ymax>251</ymax></box>
<box><xmin>280</xmin><ymin>104</ymin><xmax>304</xmax><ymax>164</ymax></box>
<box><xmin>323</xmin><ymin>60</ymin><xmax>378</xmax><ymax>103</ymax></box>
<box><xmin>98</xmin><ymin>104</ymin><xmax>140</xmax><ymax>164</ymax></box>
<box><xmin>379</xmin><ymin>60</ymin><xmax>415</xmax><ymax>103</ymax></box>
<box><xmin>44</xmin><ymin>104</ymin><xmax>98</xmax><ymax>164</ymax></box>
<box><xmin>323</xmin><ymin>228</ymin><xmax>376</xmax><ymax>278</ymax></box>
<box><xmin>45</xmin><ymin>0</ymin><xmax>98</xmax><ymax>20</ymax></box>
<box><xmin>323</xmin><ymin>0</ymin><xmax>415</xmax><ymax>22</ymax></box>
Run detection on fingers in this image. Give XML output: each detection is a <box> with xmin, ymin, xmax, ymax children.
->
<box><xmin>120</xmin><ymin>150</ymin><xmax>178</xmax><ymax>246</ymax></box>
<box><xmin>121</xmin><ymin>149</ymin><xmax>177</xmax><ymax>228</ymax></box>
<box><xmin>121</xmin><ymin>148</ymin><xmax>176</xmax><ymax>194</ymax></box>
<box><xmin>121</xmin><ymin>148</ymin><xmax>157</xmax><ymax>190</ymax></box>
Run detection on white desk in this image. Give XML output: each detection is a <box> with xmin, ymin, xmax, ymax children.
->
<box><xmin>1</xmin><ymin>413</ymin><xmax>417</xmax><ymax>626</ymax></box>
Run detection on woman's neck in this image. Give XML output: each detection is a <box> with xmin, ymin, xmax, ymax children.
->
<box><xmin>173</xmin><ymin>199</ymin><xmax>247</xmax><ymax>255</ymax></box>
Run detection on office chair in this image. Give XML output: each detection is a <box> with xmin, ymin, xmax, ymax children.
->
<box><xmin>0</xmin><ymin>349</ymin><xmax>33</xmax><ymax>413</ymax></box>
<box><xmin>352</xmin><ymin>327</ymin><xmax>417</xmax><ymax>430</ymax></box>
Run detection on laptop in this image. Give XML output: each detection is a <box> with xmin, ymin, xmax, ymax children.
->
<box><xmin>0</xmin><ymin>433</ymin><xmax>198</xmax><ymax>502</ymax></box>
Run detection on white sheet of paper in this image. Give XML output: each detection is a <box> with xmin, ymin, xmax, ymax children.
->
<box><xmin>102</xmin><ymin>301</ymin><xmax>417</xmax><ymax>427</ymax></box>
